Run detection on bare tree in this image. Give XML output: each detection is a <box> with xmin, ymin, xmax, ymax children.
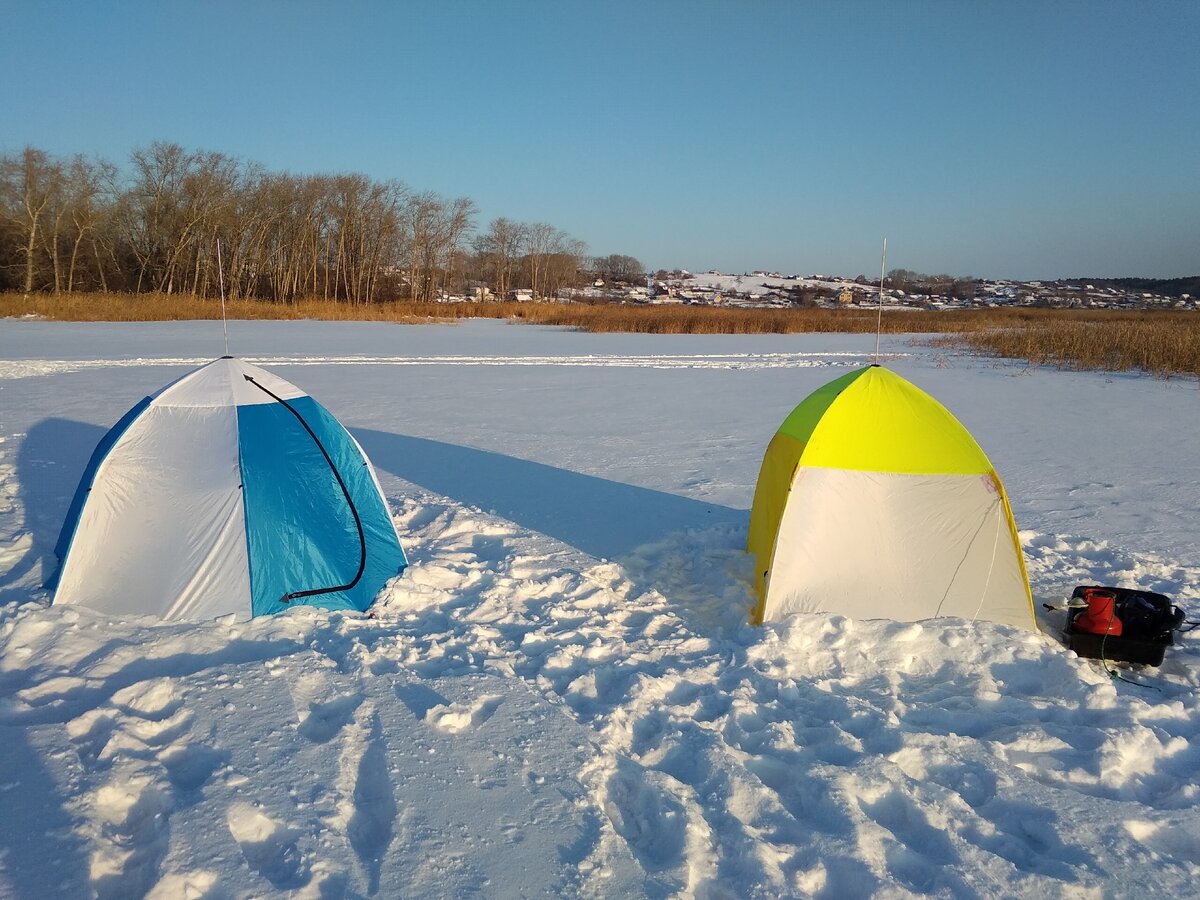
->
<box><xmin>473</xmin><ymin>217</ymin><xmax>526</xmax><ymax>300</ymax></box>
<box><xmin>440</xmin><ymin>197</ymin><xmax>476</xmax><ymax>297</ymax></box>
<box><xmin>119</xmin><ymin>142</ymin><xmax>191</xmax><ymax>293</ymax></box>
<box><xmin>523</xmin><ymin>222</ymin><xmax>556</xmax><ymax>300</ymax></box>
<box><xmin>543</xmin><ymin>237</ymin><xmax>588</xmax><ymax>299</ymax></box>
<box><xmin>593</xmin><ymin>253</ymin><xmax>645</xmax><ymax>284</ymax></box>
<box><xmin>0</xmin><ymin>147</ymin><xmax>63</xmax><ymax>294</ymax></box>
<box><xmin>0</xmin><ymin>142</ymin><xmax>611</xmax><ymax>308</ymax></box>
<box><xmin>64</xmin><ymin>157</ymin><xmax>118</xmax><ymax>292</ymax></box>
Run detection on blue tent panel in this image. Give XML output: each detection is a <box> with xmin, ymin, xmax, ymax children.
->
<box><xmin>237</xmin><ymin>396</ymin><xmax>407</xmax><ymax>616</ymax></box>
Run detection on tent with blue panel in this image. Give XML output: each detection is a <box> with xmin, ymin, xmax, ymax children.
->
<box><xmin>49</xmin><ymin>357</ymin><xmax>407</xmax><ymax>620</ymax></box>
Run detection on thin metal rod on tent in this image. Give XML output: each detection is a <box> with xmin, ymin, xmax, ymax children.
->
<box><xmin>216</xmin><ymin>238</ymin><xmax>230</xmax><ymax>357</ymax></box>
<box><xmin>874</xmin><ymin>237</ymin><xmax>887</xmax><ymax>364</ymax></box>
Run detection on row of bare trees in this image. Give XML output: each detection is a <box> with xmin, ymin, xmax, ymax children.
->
<box><xmin>887</xmin><ymin>269</ymin><xmax>979</xmax><ymax>300</ymax></box>
<box><xmin>0</xmin><ymin>143</ymin><xmax>617</xmax><ymax>303</ymax></box>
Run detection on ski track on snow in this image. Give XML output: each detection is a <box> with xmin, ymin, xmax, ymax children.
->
<box><xmin>0</xmin><ymin>351</ymin><xmax>900</xmax><ymax>380</ymax></box>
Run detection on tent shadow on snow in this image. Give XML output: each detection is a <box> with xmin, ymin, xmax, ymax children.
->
<box><xmin>352</xmin><ymin>429</ymin><xmax>744</xmax><ymax>563</ymax></box>
<box><xmin>0</xmin><ymin>730</ymin><xmax>91</xmax><ymax>898</ymax></box>
<box><xmin>0</xmin><ymin>417</ymin><xmax>106</xmax><ymax>604</ymax></box>
<box><xmin>0</xmin><ymin>419</ymin><xmax>100</xmax><ymax>896</ymax></box>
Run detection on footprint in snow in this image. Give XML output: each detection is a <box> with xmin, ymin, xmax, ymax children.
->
<box><xmin>470</xmin><ymin>532</ymin><xmax>511</xmax><ymax>563</ymax></box>
<box><xmin>226</xmin><ymin>801</ymin><xmax>307</xmax><ymax>889</ymax></box>
<box><xmin>394</xmin><ymin>681</ymin><xmax>451</xmax><ymax>719</ymax></box>
<box><xmin>857</xmin><ymin>788</ymin><xmax>956</xmax><ymax>866</ymax></box>
<box><xmin>288</xmin><ymin>669</ymin><xmax>364</xmax><ymax>744</ymax></box>
<box><xmin>963</xmin><ymin>796</ymin><xmax>1094</xmax><ymax>878</ymax></box>
<box><xmin>1127</xmin><ymin>818</ymin><xmax>1200</xmax><ymax>867</ymax></box>
<box><xmin>110</xmin><ymin>678</ymin><xmax>183</xmax><ymax>721</ymax></box>
<box><xmin>338</xmin><ymin>709</ymin><xmax>397</xmax><ymax>895</ymax></box>
<box><xmin>853</xmin><ymin>786</ymin><xmax>981</xmax><ymax>896</ymax></box>
<box><xmin>423</xmin><ymin>694</ymin><xmax>503</xmax><ymax>733</ymax></box>
<box><xmin>160</xmin><ymin>742</ymin><xmax>231</xmax><ymax>793</ymax></box>
<box><xmin>601</xmin><ymin>758</ymin><xmax>688</xmax><ymax>874</ymax></box>
<box><xmin>67</xmin><ymin>708</ymin><xmax>120</xmax><ymax>761</ymax></box>
<box><xmin>90</xmin><ymin>775</ymin><xmax>171</xmax><ymax>900</ymax></box>
<box><xmin>143</xmin><ymin>870</ymin><xmax>220</xmax><ymax>900</ymax></box>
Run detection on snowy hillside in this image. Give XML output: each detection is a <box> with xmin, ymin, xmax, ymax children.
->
<box><xmin>674</xmin><ymin>272</ymin><xmax>864</xmax><ymax>297</ymax></box>
<box><xmin>1</xmin><ymin>318</ymin><xmax>1198</xmax><ymax>898</ymax></box>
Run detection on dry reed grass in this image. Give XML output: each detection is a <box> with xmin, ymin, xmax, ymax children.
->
<box><xmin>3</xmin><ymin>292</ymin><xmax>1196</xmax><ymax>377</ymax></box>
<box><xmin>933</xmin><ymin>316</ymin><xmax>1200</xmax><ymax>378</ymax></box>
<box><xmin>0</xmin><ymin>293</ymin><xmax>439</xmax><ymax>323</ymax></box>
<box><xmin>0</xmin><ymin>291</ymin><xmax>1053</xmax><ymax>332</ymax></box>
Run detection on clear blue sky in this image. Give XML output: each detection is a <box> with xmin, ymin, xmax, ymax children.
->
<box><xmin>3</xmin><ymin>0</ymin><xmax>1196</xmax><ymax>279</ymax></box>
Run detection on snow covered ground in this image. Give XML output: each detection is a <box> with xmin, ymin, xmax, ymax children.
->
<box><xmin>0</xmin><ymin>318</ymin><xmax>1197</xmax><ymax>899</ymax></box>
<box><xmin>672</xmin><ymin>272</ymin><xmax>864</xmax><ymax>297</ymax></box>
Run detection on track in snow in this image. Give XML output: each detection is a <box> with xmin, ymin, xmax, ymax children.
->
<box><xmin>0</xmin><ymin>351</ymin><xmax>904</xmax><ymax>381</ymax></box>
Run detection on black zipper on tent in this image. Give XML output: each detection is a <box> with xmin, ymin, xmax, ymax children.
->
<box><xmin>244</xmin><ymin>375</ymin><xmax>367</xmax><ymax>604</ymax></box>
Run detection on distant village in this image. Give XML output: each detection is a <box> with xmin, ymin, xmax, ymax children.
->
<box><xmin>580</xmin><ymin>271</ymin><xmax>1198</xmax><ymax>312</ymax></box>
<box><xmin>450</xmin><ymin>269</ymin><xmax>1196</xmax><ymax>311</ymax></box>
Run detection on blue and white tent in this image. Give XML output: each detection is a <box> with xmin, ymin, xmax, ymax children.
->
<box><xmin>50</xmin><ymin>357</ymin><xmax>407</xmax><ymax>620</ymax></box>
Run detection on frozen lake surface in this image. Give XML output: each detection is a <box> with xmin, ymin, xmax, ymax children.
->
<box><xmin>0</xmin><ymin>317</ymin><xmax>1197</xmax><ymax>898</ymax></box>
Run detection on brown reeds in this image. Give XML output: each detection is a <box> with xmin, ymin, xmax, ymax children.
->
<box><xmin>0</xmin><ymin>293</ymin><xmax>439</xmax><ymax>323</ymax></box>
<box><xmin>932</xmin><ymin>315</ymin><xmax>1200</xmax><ymax>379</ymax></box>
<box><xmin>1</xmin><ymin>292</ymin><xmax>989</xmax><ymax>331</ymax></box>
<box><xmin>3</xmin><ymin>293</ymin><xmax>1196</xmax><ymax>377</ymax></box>
<box><xmin>506</xmin><ymin>303</ymin><xmax>907</xmax><ymax>334</ymax></box>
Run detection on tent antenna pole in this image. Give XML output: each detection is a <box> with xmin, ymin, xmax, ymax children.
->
<box><xmin>216</xmin><ymin>237</ymin><xmax>230</xmax><ymax>356</ymax></box>
<box><xmin>874</xmin><ymin>237</ymin><xmax>887</xmax><ymax>365</ymax></box>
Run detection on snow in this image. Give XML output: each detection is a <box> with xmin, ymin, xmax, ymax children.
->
<box><xmin>0</xmin><ymin>317</ymin><xmax>1198</xmax><ymax>898</ymax></box>
<box><xmin>676</xmin><ymin>272</ymin><xmax>865</xmax><ymax>296</ymax></box>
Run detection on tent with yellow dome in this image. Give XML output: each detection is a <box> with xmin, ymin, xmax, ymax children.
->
<box><xmin>747</xmin><ymin>365</ymin><xmax>1034</xmax><ymax>629</ymax></box>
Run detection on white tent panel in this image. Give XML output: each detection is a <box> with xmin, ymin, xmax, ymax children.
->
<box><xmin>152</xmin><ymin>358</ymin><xmax>307</xmax><ymax>409</ymax></box>
<box><xmin>54</xmin><ymin>404</ymin><xmax>251</xmax><ymax>619</ymax></box>
<box><xmin>227</xmin><ymin>359</ymin><xmax>307</xmax><ymax>407</ymax></box>
<box><xmin>763</xmin><ymin>468</ymin><xmax>1030</xmax><ymax>628</ymax></box>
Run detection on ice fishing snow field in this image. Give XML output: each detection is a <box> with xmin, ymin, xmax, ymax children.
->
<box><xmin>0</xmin><ymin>318</ymin><xmax>1198</xmax><ymax>898</ymax></box>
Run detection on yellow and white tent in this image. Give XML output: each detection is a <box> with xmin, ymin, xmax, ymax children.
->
<box><xmin>747</xmin><ymin>365</ymin><xmax>1034</xmax><ymax>629</ymax></box>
